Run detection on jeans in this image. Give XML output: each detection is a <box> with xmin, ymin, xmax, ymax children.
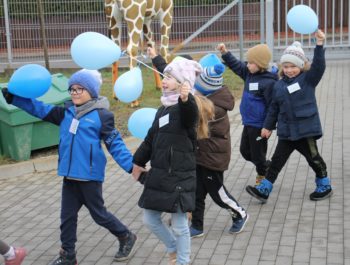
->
<box><xmin>143</xmin><ymin>208</ymin><xmax>190</xmax><ymax>264</ymax></box>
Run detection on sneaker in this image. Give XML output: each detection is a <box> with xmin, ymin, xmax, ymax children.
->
<box><xmin>49</xmin><ymin>249</ymin><xmax>77</xmax><ymax>265</ymax></box>
<box><xmin>114</xmin><ymin>232</ymin><xmax>137</xmax><ymax>262</ymax></box>
<box><xmin>246</xmin><ymin>178</ymin><xmax>273</xmax><ymax>203</ymax></box>
<box><xmin>189</xmin><ymin>226</ymin><xmax>204</xmax><ymax>238</ymax></box>
<box><xmin>229</xmin><ymin>214</ymin><xmax>249</xmax><ymax>234</ymax></box>
<box><xmin>4</xmin><ymin>247</ymin><xmax>27</xmax><ymax>265</ymax></box>
<box><xmin>310</xmin><ymin>177</ymin><xmax>333</xmax><ymax>201</ymax></box>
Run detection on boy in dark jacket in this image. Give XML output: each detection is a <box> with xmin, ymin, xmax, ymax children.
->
<box><xmin>246</xmin><ymin>30</ymin><xmax>333</xmax><ymax>203</ymax></box>
<box><xmin>2</xmin><ymin>69</ymin><xmax>137</xmax><ymax>264</ymax></box>
<box><xmin>218</xmin><ymin>43</ymin><xmax>278</xmax><ymax>186</ymax></box>
<box><xmin>190</xmin><ymin>62</ymin><xmax>249</xmax><ymax>237</ymax></box>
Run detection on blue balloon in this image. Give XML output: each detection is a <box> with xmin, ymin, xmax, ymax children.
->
<box><xmin>114</xmin><ymin>67</ymin><xmax>143</xmax><ymax>103</ymax></box>
<box><xmin>199</xmin><ymin>53</ymin><xmax>222</xmax><ymax>68</ymax></box>
<box><xmin>8</xmin><ymin>64</ymin><xmax>51</xmax><ymax>99</ymax></box>
<box><xmin>128</xmin><ymin>108</ymin><xmax>157</xmax><ymax>139</ymax></box>
<box><xmin>287</xmin><ymin>5</ymin><xmax>318</xmax><ymax>34</ymax></box>
<box><xmin>71</xmin><ymin>32</ymin><xmax>121</xmax><ymax>70</ymax></box>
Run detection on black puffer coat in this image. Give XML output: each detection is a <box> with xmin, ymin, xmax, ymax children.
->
<box><xmin>133</xmin><ymin>94</ymin><xmax>198</xmax><ymax>213</ymax></box>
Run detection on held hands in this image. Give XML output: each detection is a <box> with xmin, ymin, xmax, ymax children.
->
<box><xmin>132</xmin><ymin>164</ymin><xmax>147</xmax><ymax>181</ymax></box>
<box><xmin>179</xmin><ymin>81</ymin><xmax>191</xmax><ymax>102</ymax></box>
<box><xmin>147</xmin><ymin>47</ymin><xmax>157</xmax><ymax>59</ymax></box>
<box><xmin>261</xmin><ymin>128</ymin><xmax>272</xmax><ymax>139</ymax></box>
<box><xmin>217</xmin><ymin>43</ymin><xmax>228</xmax><ymax>54</ymax></box>
<box><xmin>315</xmin><ymin>29</ymin><xmax>326</xmax><ymax>45</ymax></box>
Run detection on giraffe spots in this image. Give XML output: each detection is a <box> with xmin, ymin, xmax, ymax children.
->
<box><xmin>131</xmin><ymin>31</ymin><xmax>141</xmax><ymax>44</ymax></box>
<box><xmin>135</xmin><ymin>17</ymin><xmax>144</xmax><ymax>30</ymax></box>
<box><xmin>145</xmin><ymin>11</ymin><xmax>152</xmax><ymax>17</ymax></box>
<box><xmin>122</xmin><ymin>0</ymin><xmax>132</xmax><ymax>9</ymax></box>
<box><xmin>126</xmin><ymin>5</ymin><xmax>141</xmax><ymax>20</ymax></box>
<box><xmin>163</xmin><ymin>14</ymin><xmax>172</xmax><ymax>26</ymax></box>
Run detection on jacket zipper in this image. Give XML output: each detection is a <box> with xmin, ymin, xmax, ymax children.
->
<box><xmin>66</xmin><ymin>134</ymin><xmax>75</xmax><ymax>176</ymax></box>
<box><xmin>90</xmin><ymin>144</ymin><xmax>93</xmax><ymax>174</ymax></box>
<box><xmin>169</xmin><ymin>146</ymin><xmax>173</xmax><ymax>174</ymax></box>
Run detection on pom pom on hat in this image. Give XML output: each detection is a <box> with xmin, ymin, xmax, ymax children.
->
<box><xmin>280</xmin><ymin>41</ymin><xmax>307</xmax><ymax>69</ymax></box>
<box><xmin>246</xmin><ymin>44</ymin><xmax>272</xmax><ymax>69</ymax></box>
<box><xmin>68</xmin><ymin>69</ymin><xmax>102</xmax><ymax>98</ymax></box>
<box><xmin>164</xmin><ymin>59</ymin><xmax>202</xmax><ymax>88</ymax></box>
<box><xmin>194</xmin><ymin>63</ymin><xmax>225</xmax><ymax>95</ymax></box>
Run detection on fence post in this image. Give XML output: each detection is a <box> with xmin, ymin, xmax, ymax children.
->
<box><xmin>3</xmin><ymin>0</ymin><xmax>13</xmax><ymax>67</ymax></box>
<box><xmin>260</xmin><ymin>0</ymin><xmax>265</xmax><ymax>43</ymax></box>
<box><xmin>238</xmin><ymin>0</ymin><xmax>244</xmax><ymax>60</ymax></box>
<box><xmin>266</xmin><ymin>0</ymin><xmax>274</xmax><ymax>60</ymax></box>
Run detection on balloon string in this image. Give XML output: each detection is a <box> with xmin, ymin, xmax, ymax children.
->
<box><xmin>121</xmin><ymin>51</ymin><xmax>165</xmax><ymax>78</ymax></box>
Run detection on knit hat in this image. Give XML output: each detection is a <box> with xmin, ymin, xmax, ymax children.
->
<box><xmin>280</xmin><ymin>41</ymin><xmax>306</xmax><ymax>69</ymax></box>
<box><xmin>68</xmin><ymin>69</ymin><xmax>102</xmax><ymax>98</ymax></box>
<box><xmin>194</xmin><ymin>63</ymin><xmax>225</xmax><ymax>95</ymax></box>
<box><xmin>246</xmin><ymin>44</ymin><xmax>272</xmax><ymax>69</ymax></box>
<box><xmin>163</xmin><ymin>58</ymin><xmax>202</xmax><ymax>88</ymax></box>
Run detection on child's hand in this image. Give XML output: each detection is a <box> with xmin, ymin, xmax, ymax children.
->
<box><xmin>179</xmin><ymin>81</ymin><xmax>191</xmax><ymax>102</ymax></box>
<box><xmin>261</xmin><ymin>128</ymin><xmax>272</xmax><ymax>139</ymax></box>
<box><xmin>147</xmin><ymin>47</ymin><xmax>157</xmax><ymax>59</ymax></box>
<box><xmin>217</xmin><ymin>43</ymin><xmax>228</xmax><ymax>54</ymax></box>
<box><xmin>132</xmin><ymin>164</ymin><xmax>147</xmax><ymax>181</ymax></box>
<box><xmin>315</xmin><ymin>29</ymin><xmax>326</xmax><ymax>45</ymax></box>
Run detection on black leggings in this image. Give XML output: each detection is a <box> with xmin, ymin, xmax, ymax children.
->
<box><xmin>266</xmin><ymin>137</ymin><xmax>327</xmax><ymax>184</ymax></box>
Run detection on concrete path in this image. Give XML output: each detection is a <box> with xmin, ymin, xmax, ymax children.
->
<box><xmin>0</xmin><ymin>60</ymin><xmax>349</xmax><ymax>265</ymax></box>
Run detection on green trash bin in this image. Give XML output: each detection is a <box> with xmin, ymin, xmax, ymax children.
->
<box><xmin>0</xmin><ymin>73</ymin><xmax>70</xmax><ymax>161</ymax></box>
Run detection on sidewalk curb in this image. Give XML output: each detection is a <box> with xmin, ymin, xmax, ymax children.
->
<box><xmin>0</xmin><ymin>136</ymin><xmax>143</xmax><ymax>180</ymax></box>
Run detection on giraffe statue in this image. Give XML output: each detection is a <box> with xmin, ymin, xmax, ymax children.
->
<box><xmin>104</xmin><ymin>0</ymin><xmax>174</xmax><ymax>75</ymax></box>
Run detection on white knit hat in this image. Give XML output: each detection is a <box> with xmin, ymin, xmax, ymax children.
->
<box><xmin>280</xmin><ymin>41</ymin><xmax>307</xmax><ymax>69</ymax></box>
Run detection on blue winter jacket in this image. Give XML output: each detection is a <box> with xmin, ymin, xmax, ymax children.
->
<box><xmin>11</xmin><ymin>96</ymin><xmax>133</xmax><ymax>182</ymax></box>
<box><xmin>222</xmin><ymin>52</ymin><xmax>278</xmax><ymax>128</ymax></box>
<box><xmin>264</xmin><ymin>45</ymin><xmax>326</xmax><ymax>141</ymax></box>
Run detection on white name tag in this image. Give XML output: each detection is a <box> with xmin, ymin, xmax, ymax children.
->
<box><xmin>287</xmin><ymin>83</ymin><xmax>301</xmax><ymax>94</ymax></box>
<box><xmin>159</xmin><ymin>114</ymin><xmax>169</xmax><ymax>128</ymax></box>
<box><xmin>69</xmin><ymin>118</ymin><xmax>79</xmax><ymax>134</ymax></box>
<box><xmin>249</xmin><ymin>83</ymin><xmax>259</xmax><ymax>91</ymax></box>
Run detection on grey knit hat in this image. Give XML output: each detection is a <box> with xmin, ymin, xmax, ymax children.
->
<box><xmin>280</xmin><ymin>41</ymin><xmax>307</xmax><ymax>69</ymax></box>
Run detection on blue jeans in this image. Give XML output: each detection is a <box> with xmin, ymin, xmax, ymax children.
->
<box><xmin>143</xmin><ymin>208</ymin><xmax>190</xmax><ymax>264</ymax></box>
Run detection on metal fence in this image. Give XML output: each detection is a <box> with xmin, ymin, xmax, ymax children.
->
<box><xmin>0</xmin><ymin>0</ymin><xmax>349</xmax><ymax>72</ymax></box>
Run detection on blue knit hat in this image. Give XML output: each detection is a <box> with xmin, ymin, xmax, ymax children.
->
<box><xmin>68</xmin><ymin>69</ymin><xmax>102</xmax><ymax>98</ymax></box>
<box><xmin>194</xmin><ymin>63</ymin><xmax>225</xmax><ymax>95</ymax></box>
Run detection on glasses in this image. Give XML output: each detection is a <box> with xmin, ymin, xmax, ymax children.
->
<box><xmin>68</xmin><ymin>87</ymin><xmax>85</xmax><ymax>95</ymax></box>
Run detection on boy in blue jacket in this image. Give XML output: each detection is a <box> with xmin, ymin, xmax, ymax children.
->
<box><xmin>246</xmin><ymin>29</ymin><xmax>333</xmax><ymax>203</ymax></box>
<box><xmin>2</xmin><ymin>69</ymin><xmax>137</xmax><ymax>264</ymax></box>
<box><xmin>217</xmin><ymin>43</ymin><xmax>278</xmax><ymax>186</ymax></box>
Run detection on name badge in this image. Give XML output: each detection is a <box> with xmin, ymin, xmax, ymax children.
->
<box><xmin>69</xmin><ymin>118</ymin><xmax>79</xmax><ymax>134</ymax></box>
<box><xmin>249</xmin><ymin>83</ymin><xmax>259</xmax><ymax>91</ymax></box>
<box><xmin>287</xmin><ymin>83</ymin><xmax>301</xmax><ymax>94</ymax></box>
<box><xmin>159</xmin><ymin>114</ymin><xmax>169</xmax><ymax>128</ymax></box>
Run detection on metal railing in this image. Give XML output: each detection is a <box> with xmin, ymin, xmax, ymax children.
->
<box><xmin>0</xmin><ymin>0</ymin><xmax>349</xmax><ymax>72</ymax></box>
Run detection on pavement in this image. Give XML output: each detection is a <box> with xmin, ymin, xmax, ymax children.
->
<box><xmin>0</xmin><ymin>59</ymin><xmax>349</xmax><ymax>265</ymax></box>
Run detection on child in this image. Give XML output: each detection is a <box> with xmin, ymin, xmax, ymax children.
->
<box><xmin>132</xmin><ymin>58</ymin><xmax>202</xmax><ymax>265</ymax></box>
<box><xmin>0</xmin><ymin>240</ymin><xmax>26</xmax><ymax>265</ymax></box>
<box><xmin>190</xmin><ymin>61</ymin><xmax>249</xmax><ymax>238</ymax></box>
<box><xmin>218</xmin><ymin>43</ymin><xmax>278</xmax><ymax>186</ymax></box>
<box><xmin>246</xmin><ymin>29</ymin><xmax>333</xmax><ymax>203</ymax></box>
<box><xmin>2</xmin><ymin>69</ymin><xmax>137</xmax><ymax>264</ymax></box>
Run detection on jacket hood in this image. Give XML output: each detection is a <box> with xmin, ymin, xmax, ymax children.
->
<box><xmin>207</xmin><ymin>85</ymin><xmax>234</xmax><ymax>111</ymax></box>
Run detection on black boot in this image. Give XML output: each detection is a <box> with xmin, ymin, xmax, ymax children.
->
<box><xmin>114</xmin><ymin>232</ymin><xmax>138</xmax><ymax>262</ymax></box>
<box><xmin>50</xmin><ymin>249</ymin><xmax>77</xmax><ymax>265</ymax></box>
